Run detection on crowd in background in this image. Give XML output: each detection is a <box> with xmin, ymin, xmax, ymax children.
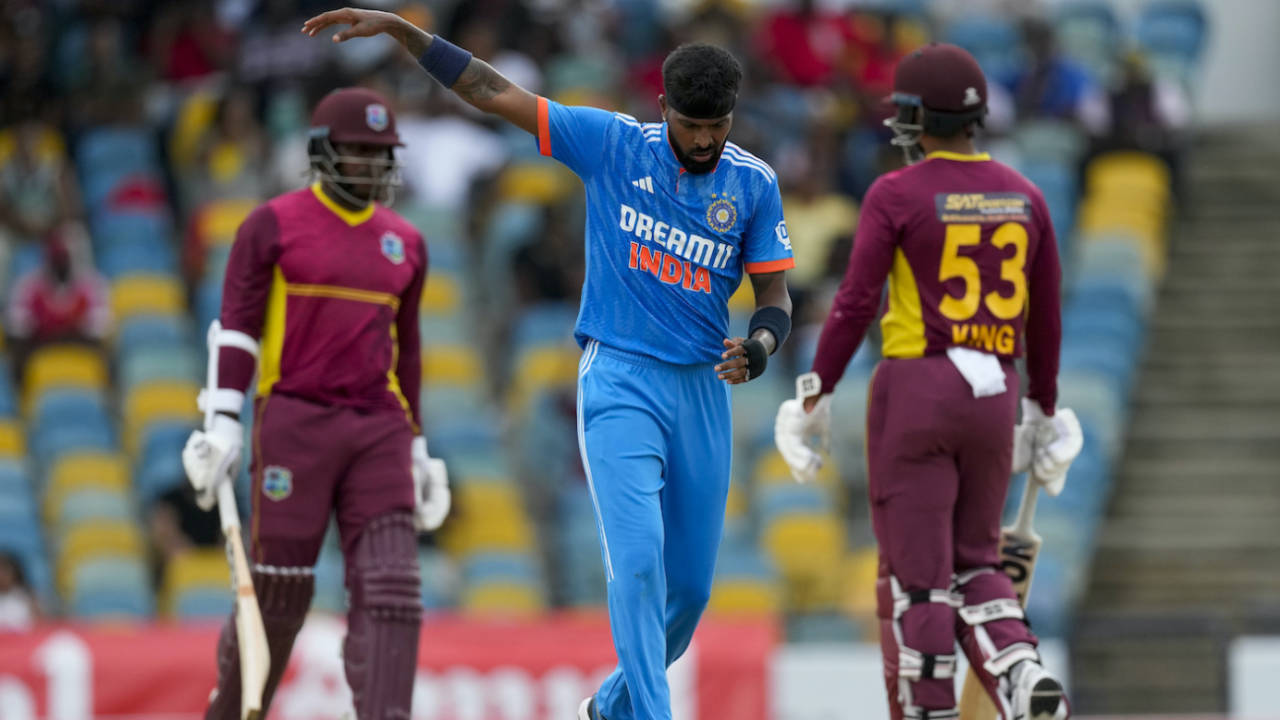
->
<box><xmin>0</xmin><ymin>0</ymin><xmax>1195</xmax><ymax>627</ymax></box>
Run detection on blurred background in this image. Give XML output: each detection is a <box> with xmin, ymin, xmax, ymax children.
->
<box><xmin>0</xmin><ymin>0</ymin><xmax>1277</xmax><ymax>718</ymax></box>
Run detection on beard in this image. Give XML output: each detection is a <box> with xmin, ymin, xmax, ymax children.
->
<box><xmin>670</xmin><ymin>132</ymin><xmax>725</xmax><ymax>174</ymax></box>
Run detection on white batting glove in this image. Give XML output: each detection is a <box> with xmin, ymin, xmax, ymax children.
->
<box><xmin>181</xmin><ymin>414</ymin><xmax>243</xmax><ymax>511</ymax></box>
<box><xmin>411</xmin><ymin>436</ymin><xmax>451</xmax><ymax>531</ymax></box>
<box><xmin>774</xmin><ymin>376</ymin><xmax>832</xmax><ymax>485</ymax></box>
<box><xmin>1011</xmin><ymin>398</ymin><xmax>1043</xmax><ymax>475</ymax></box>
<box><xmin>1031</xmin><ymin>407</ymin><xmax>1083</xmax><ymax>496</ymax></box>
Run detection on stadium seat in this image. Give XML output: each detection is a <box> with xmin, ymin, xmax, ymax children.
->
<box><xmin>506</xmin><ymin>346</ymin><xmax>579</xmax><ymax>412</ymax></box>
<box><xmin>761</xmin><ymin>512</ymin><xmax>846</xmax><ymax>612</ymax></box>
<box><xmin>123</xmin><ymin>380</ymin><xmax>200</xmax><ymax>456</ymax></box>
<box><xmin>192</xmin><ymin>198</ymin><xmax>257</xmax><ymax>248</ymax></box>
<box><xmin>92</xmin><ymin>211</ymin><xmax>173</xmax><ymax>255</ymax></box>
<box><xmin>30</xmin><ymin>421</ymin><xmax>116</xmax><ymax>468</ymax></box>
<box><xmin>0</xmin><ymin>420</ymin><xmax>25</xmax><ymax>459</ymax></box>
<box><xmin>50</xmin><ymin>489</ymin><xmax>134</xmax><ymax>529</ymax></box>
<box><xmin>0</xmin><ymin>461</ymin><xmax>29</xmax><ymax>496</ymax></box>
<box><xmin>66</xmin><ymin>555</ymin><xmax>154</xmax><ymax>620</ymax></box>
<box><xmin>56</xmin><ymin>521</ymin><xmax>146</xmax><ymax>595</ymax></box>
<box><xmin>22</xmin><ymin>345</ymin><xmax>109</xmax><ymax>415</ymax></box>
<box><xmin>708</xmin><ymin>578</ymin><xmax>780</xmax><ymax>616</ymax></box>
<box><xmin>421</xmin><ymin>344</ymin><xmax>483</xmax><ymax>387</ymax></box>
<box><xmin>111</xmin><ymin>274</ymin><xmax>186</xmax><ymax>324</ymax></box>
<box><xmin>460</xmin><ymin>551</ymin><xmax>542</xmax><ymax>587</ymax></box>
<box><xmin>120</xmin><ymin>344</ymin><xmax>201</xmax><ymax>397</ymax></box>
<box><xmin>161</xmin><ymin>548</ymin><xmax>232</xmax><ymax>618</ymax></box>
<box><xmin>0</xmin><ymin>356</ymin><xmax>16</xmax><ymax>417</ymax></box>
<box><xmin>420</xmin><ymin>272</ymin><xmax>462</xmax><ymax>314</ymax></box>
<box><xmin>44</xmin><ymin>451</ymin><xmax>130</xmax><ymax>518</ymax></box>
<box><xmin>511</xmin><ymin>302</ymin><xmax>577</xmax><ymax>351</ymax></box>
<box><xmin>942</xmin><ymin>16</ymin><xmax>1021</xmax><ymax>80</ymax></box>
<box><xmin>496</xmin><ymin>161</ymin><xmax>578</xmax><ymax>205</ymax></box>
<box><xmin>135</xmin><ymin>422</ymin><xmax>198</xmax><ymax>503</ymax></box>
<box><xmin>1054</xmin><ymin>1</ymin><xmax>1122</xmax><ymax>83</ymax></box>
<box><xmin>461</xmin><ymin>581</ymin><xmax>545</xmax><ymax>615</ymax></box>
<box><xmin>98</xmin><ymin>238</ymin><xmax>178</xmax><ymax>278</ymax></box>
<box><xmin>115</xmin><ymin>313</ymin><xmax>196</xmax><ymax>353</ymax></box>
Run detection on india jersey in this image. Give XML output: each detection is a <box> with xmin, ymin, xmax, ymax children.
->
<box><xmin>535</xmin><ymin>97</ymin><xmax>795</xmax><ymax>364</ymax></box>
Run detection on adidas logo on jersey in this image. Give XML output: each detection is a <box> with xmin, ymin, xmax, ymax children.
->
<box><xmin>631</xmin><ymin>176</ymin><xmax>655</xmax><ymax>194</ymax></box>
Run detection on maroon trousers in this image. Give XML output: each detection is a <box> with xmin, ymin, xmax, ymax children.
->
<box><xmin>866</xmin><ymin>355</ymin><xmax>1038</xmax><ymax>718</ymax></box>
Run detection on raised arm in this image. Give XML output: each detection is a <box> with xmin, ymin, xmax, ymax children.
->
<box><xmin>302</xmin><ymin>8</ymin><xmax>539</xmax><ymax>135</ymax></box>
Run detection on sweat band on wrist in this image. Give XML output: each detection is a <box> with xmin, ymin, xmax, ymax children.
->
<box><xmin>418</xmin><ymin>37</ymin><xmax>472</xmax><ymax>88</ymax></box>
<box><xmin>748</xmin><ymin>306</ymin><xmax>791</xmax><ymax>354</ymax></box>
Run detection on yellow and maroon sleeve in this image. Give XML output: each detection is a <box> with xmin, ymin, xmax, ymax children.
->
<box><xmin>218</xmin><ymin>204</ymin><xmax>280</xmax><ymax>397</ymax></box>
<box><xmin>810</xmin><ymin>179</ymin><xmax>898</xmax><ymax>394</ymax></box>
<box><xmin>394</xmin><ymin>234</ymin><xmax>426</xmax><ymax>434</ymax></box>
<box><xmin>1024</xmin><ymin>191</ymin><xmax>1062</xmax><ymax>415</ymax></box>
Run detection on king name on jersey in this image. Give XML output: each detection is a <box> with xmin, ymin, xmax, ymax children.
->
<box><xmin>618</xmin><ymin>203</ymin><xmax>736</xmax><ymax>295</ymax></box>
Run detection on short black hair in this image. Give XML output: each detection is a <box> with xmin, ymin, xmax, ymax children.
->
<box><xmin>661</xmin><ymin>44</ymin><xmax>742</xmax><ymax>119</ymax></box>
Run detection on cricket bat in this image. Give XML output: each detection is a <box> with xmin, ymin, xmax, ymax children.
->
<box><xmin>204</xmin><ymin>321</ymin><xmax>269</xmax><ymax>720</ymax></box>
<box><xmin>956</xmin><ymin>474</ymin><xmax>1043</xmax><ymax>720</ymax></box>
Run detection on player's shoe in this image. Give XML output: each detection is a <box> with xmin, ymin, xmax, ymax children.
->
<box><xmin>1007</xmin><ymin>660</ymin><xmax>1069</xmax><ymax>720</ymax></box>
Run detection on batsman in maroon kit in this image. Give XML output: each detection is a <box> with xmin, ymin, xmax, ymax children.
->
<box><xmin>775</xmin><ymin>44</ymin><xmax>1082</xmax><ymax>720</ymax></box>
<box><xmin>181</xmin><ymin>87</ymin><xmax>451</xmax><ymax>719</ymax></box>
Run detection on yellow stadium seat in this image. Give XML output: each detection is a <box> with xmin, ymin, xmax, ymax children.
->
<box><xmin>506</xmin><ymin>346</ymin><xmax>579</xmax><ymax>412</ymax></box>
<box><xmin>56</xmin><ymin>521</ymin><xmax>145</xmax><ymax>594</ymax></box>
<box><xmin>160</xmin><ymin>548</ymin><xmax>231</xmax><ymax>616</ymax></box>
<box><xmin>496</xmin><ymin>162</ymin><xmax>578</xmax><ymax>204</ymax></box>
<box><xmin>22</xmin><ymin>345</ymin><xmax>108</xmax><ymax>414</ymax></box>
<box><xmin>420</xmin><ymin>273</ymin><xmax>462</xmax><ymax>313</ymax></box>
<box><xmin>727</xmin><ymin>278</ymin><xmax>754</xmax><ymax>313</ymax></box>
<box><xmin>439</xmin><ymin>514</ymin><xmax>536</xmax><ymax>555</ymax></box>
<box><xmin>123</xmin><ymin>380</ymin><xmax>200</xmax><ymax>456</ymax></box>
<box><xmin>197</xmin><ymin>198</ymin><xmax>257</xmax><ymax>247</ymax></box>
<box><xmin>1085</xmin><ymin>151</ymin><xmax>1171</xmax><ymax>203</ymax></box>
<box><xmin>421</xmin><ymin>344</ymin><xmax>483</xmax><ymax>386</ymax></box>
<box><xmin>725</xmin><ymin>479</ymin><xmax>747</xmax><ymax>523</ymax></box>
<box><xmin>0</xmin><ymin>420</ymin><xmax>25</xmax><ymax>458</ymax></box>
<box><xmin>707</xmin><ymin>578</ymin><xmax>781</xmax><ymax>616</ymax></box>
<box><xmin>461</xmin><ymin>582</ymin><xmax>545</xmax><ymax>616</ymax></box>
<box><xmin>840</xmin><ymin>546</ymin><xmax>880</xmax><ymax>621</ymax></box>
<box><xmin>752</xmin><ymin>450</ymin><xmax>837</xmax><ymax>488</ymax></box>
<box><xmin>762</xmin><ymin>513</ymin><xmax>846</xmax><ymax>612</ymax></box>
<box><xmin>44</xmin><ymin>452</ymin><xmax>130</xmax><ymax>523</ymax></box>
<box><xmin>169</xmin><ymin>90</ymin><xmax>219</xmax><ymax>170</ymax></box>
<box><xmin>111</xmin><ymin>275</ymin><xmax>185</xmax><ymax>323</ymax></box>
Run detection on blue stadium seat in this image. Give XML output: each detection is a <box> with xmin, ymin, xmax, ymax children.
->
<box><xmin>31</xmin><ymin>423</ymin><xmax>116</xmax><ymax>470</ymax></box>
<box><xmin>31</xmin><ymin>388</ymin><xmax>109</xmax><ymax>429</ymax></box>
<box><xmin>943</xmin><ymin>17</ymin><xmax>1022</xmax><ymax>81</ymax></box>
<box><xmin>461</xmin><ymin>551</ymin><xmax>541</xmax><ymax>586</ymax></box>
<box><xmin>195</xmin><ymin>279</ymin><xmax>222</xmax><ymax>334</ymax></box>
<box><xmin>0</xmin><ymin>462</ymin><xmax>29</xmax><ymax>496</ymax></box>
<box><xmin>69</xmin><ymin>584</ymin><xmax>155</xmax><ymax>619</ymax></box>
<box><xmin>53</xmin><ymin>490</ymin><xmax>135</xmax><ymax>527</ymax></box>
<box><xmin>120</xmin><ymin>345</ymin><xmax>201</xmax><ymax>396</ymax></box>
<box><xmin>0</xmin><ymin>356</ymin><xmax>16</xmax><ymax>417</ymax></box>
<box><xmin>98</xmin><ymin>238</ymin><xmax>179</xmax><ymax>278</ymax></box>
<box><xmin>92</xmin><ymin>211</ymin><xmax>174</xmax><ymax>253</ymax></box>
<box><xmin>313</xmin><ymin>543</ymin><xmax>347</xmax><ymax>614</ymax></box>
<box><xmin>756</xmin><ymin>483</ymin><xmax>832</xmax><ymax>523</ymax></box>
<box><xmin>511</xmin><ymin>302</ymin><xmax>577</xmax><ymax>352</ymax></box>
<box><xmin>136</xmin><ymin>422</ymin><xmax>196</xmax><ymax>504</ymax></box>
<box><xmin>1137</xmin><ymin>0</ymin><xmax>1207</xmax><ymax>61</ymax></box>
<box><xmin>77</xmin><ymin>127</ymin><xmax>158</xmax><ymax>179</ymax></box>
<box><xmin>116</xmin><ymin>313</ymin><xmax>196</xmax><ymax>350</ymax></box>
<box><xmin>7</xmin><ymin>242</ymin><xmax>44</xmax><ymax>286</ymax></box>
<box><xmin>173</xmin><ymin>587</ymin><xmax>231</xmax><ymax>619</ymax></box>
<box><xmin>1059</xmin><ymin>342</ymin><xmax>1136</xmax><ymax>400</ymax></box>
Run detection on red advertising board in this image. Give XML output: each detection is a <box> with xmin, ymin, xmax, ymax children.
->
<box><xmin>0</xmin><ymin>613</ymin><xmax>774</xmax><ymax>720</ymax></box>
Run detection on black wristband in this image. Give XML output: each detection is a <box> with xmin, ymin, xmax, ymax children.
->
<box><xmin>742</xmin><ymin>337</ymin><xmax>768</xmax><ymax>380</ymax></box>
<box><xmin>748</xmin><ymin>305</ymin><xmax>791</xmax><ymax>353</ymax></box>
<box><xmin>418</xmin><ymin>37</ymin><xmax>472</xmax><ymax>88</ymax></box>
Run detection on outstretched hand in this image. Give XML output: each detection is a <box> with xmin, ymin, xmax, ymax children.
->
<box><xmin>302</xmin><ymin>7</ymin><xmax>407</xmax><ymax>44</ymax></box>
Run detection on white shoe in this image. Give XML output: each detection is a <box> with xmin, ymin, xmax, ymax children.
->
<box><xmin>577</xmin><ymin>696</ymin><xmax>596</xmax><ymax>720</ymax></box>
<box><xmin>1008</xmin><ymin>660</ymin><xmax>1069</xmax><ymax>720</ymax></box>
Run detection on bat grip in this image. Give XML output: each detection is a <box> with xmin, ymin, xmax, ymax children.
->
<box><xmin>1012</xmin><ymin>473</ymin><xmax>1040</xmax><ymax>537</ymax></box>
<box><xmin>217</xmin><ymin>482</ymin><xmax>241</xmax><ymax>534</ymax></box>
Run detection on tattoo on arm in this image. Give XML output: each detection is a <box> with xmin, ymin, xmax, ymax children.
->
<box><xmin>452</xmin><ymin>59</ymin><xmax>512</xmax><ymax>105</ymax></box>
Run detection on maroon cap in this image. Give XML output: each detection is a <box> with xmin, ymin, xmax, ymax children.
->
<box><xmin>310</xmin><ymin>87</ymin><xmax>402</xmax><ymax>146</ymax></box>
<box><xmin>892</xmin><ymin>43</ymin><xmax>987</xmax><ymax>114</ymax></box>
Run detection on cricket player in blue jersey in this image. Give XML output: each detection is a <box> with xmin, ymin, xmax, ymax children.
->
<box><xmin>304</xmin><ymin>8</ymin><xmax>796</xmax><ymax>719</ymax></box>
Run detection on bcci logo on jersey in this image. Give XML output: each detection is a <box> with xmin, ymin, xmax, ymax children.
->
<box><xmin>380</xmin><ymin>232</ymin><xmax>405</xmax><ymax>264</ymax></box>
<box><xmin>706</xmin><ymin>195</ymin><xmax>737</xmax><ymax>233</ymax></box>
<box><xmin>262</xmin><ymin>465</ymin><xmax>293</xmax><ymax>501</ymax></box>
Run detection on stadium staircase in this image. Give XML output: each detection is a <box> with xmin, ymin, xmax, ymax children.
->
<box><xmin>1072</xmin><ymin>125</ymin><xmax>1280</xmax><ymax>713</ymax></box>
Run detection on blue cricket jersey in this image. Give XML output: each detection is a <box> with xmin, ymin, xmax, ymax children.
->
<box><xmin>536</xmin><ymin>97</ymin><xmax>795</xmax><ymax>365</ymax></box>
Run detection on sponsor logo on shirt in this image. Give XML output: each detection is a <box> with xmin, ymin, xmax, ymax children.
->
<box><xmin>706</xmin><ymin>194</ymin><xmax>737</xmax><ymax>233</ymax></box>
<box><xmin>935</xmin><ymin>192</ymin><xmax>1031</xmax><ymax>224</ymax></box>
<box><xmin>263</xmin><ymin>465</ymin><xmax>293</xmax><ymax>501</ymax></box>
<box><xmin>617</xmin><ymin>203</ymin><xmax>736</xmax><ymax>295</ymax></box>
<box><xmin>631</xmin><ymin>176</ymin><xmax>655</xmax><ymax>194</ymax></box>
<box><xmin>380</xmin><ymin>232</ymin><xmax>405</xmax><ymax>264</ymax></box>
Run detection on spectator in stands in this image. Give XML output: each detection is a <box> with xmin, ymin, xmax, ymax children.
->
<box><xmin>0</xmin><ymin>100</ymin><xmax>84</xmax><ymax>287</ymax></box>
<box><xmin>1093</xmin><ymin>51</ymin><xmax>1190</xmax><ymax>196</ymax></box>
<box><xmin>147</xmin><ymin>487</ymin><xmax>220</xmax><ymax>586</ymax></box>
<box><xmin>5</xmin><ymin>227</ymin><xmax>111</xmax><ymax>374</ymax></box>
<box><xmin>147</xmin><ymin>0</ymin><xmax>235</xmax><ymax>83</ymax></box>
<box><xmin>511</xmin><ymin>202</ymin><xmax>584</xmax><ymax>307</ymax></box>
<box><xmin>1005</xmin><ymin>17</ymin><xmax>1108</xmax><ymax>133</ymax></box>
<box><xmin>0</xmin><ymin>551</ymin><xmax>37</xmax><ymax>630</ymax></box>
<box><xmin>755</xmin><ymin>0</ymin><xmax>855</xmax><ymax>88</ymax></box>
<box><xmin>187</xmin><ymin>87</ymin><xmax>270</xmax><ymax>205</ymax></box>
<box><xmin>67</xmin><ymin>15</ymin><xmax>147</xmax><ymax>129</ymax></box>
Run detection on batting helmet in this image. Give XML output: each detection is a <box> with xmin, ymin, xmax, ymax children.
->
<box><xmin>884</xmin><ymin>43</ymin><xmax>988</xmax><ymax>162</ymax></box>
<box><xmin>308</xmin><ymin>87</ymin><xmax>403</xmax><ymax>206</ymax></box>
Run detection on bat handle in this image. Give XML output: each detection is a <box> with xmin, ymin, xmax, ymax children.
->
<box><xmin>1012</xmin><ymin>473</ymin><xmax>1040</xmax><ymax>538</ymax></box>
<box><xmin>217</xmin><ymin>482</ymin><xmax>241</xmax><ymax>534</ymax></box>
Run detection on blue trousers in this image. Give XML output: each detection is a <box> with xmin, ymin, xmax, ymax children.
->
<box><xmin>576</xmin><ymin>339</ymin><xmax>733</xmax><ymax>720</ymax></box>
